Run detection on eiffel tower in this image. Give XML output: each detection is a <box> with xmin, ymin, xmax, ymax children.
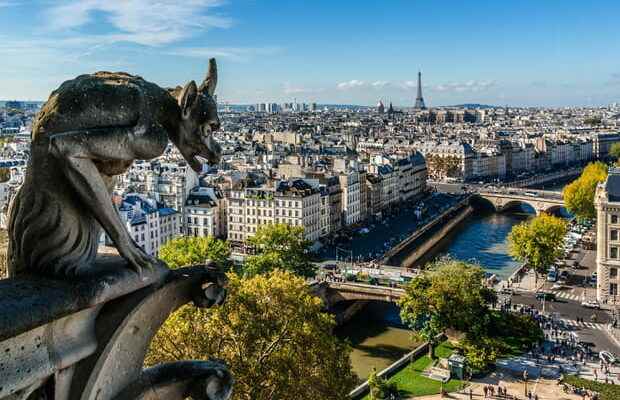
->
<box><xmin>414</xmin><ymin>71</ymin><xmax>426</xmax><ymax>109</ymax></box>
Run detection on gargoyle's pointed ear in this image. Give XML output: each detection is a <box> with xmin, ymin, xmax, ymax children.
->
<box><xmin>179</xmin><ymin>80</ymin><xmax>198</xmax><ymax>116</ymax></box>
<box><xmin>200</xmin><ymin>58</ymin><xmax>217</xmax><ymax>96</ymax></box>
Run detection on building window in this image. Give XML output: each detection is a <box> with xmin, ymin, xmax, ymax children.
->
<box><xmin>611</xmin><ymin>283</ymin><xmax>618</xmax><ymax>296</ymax></box>
<box><xmin>611</xmin><ymin>268</ymin><xmax>618</xmax><ymax>278</ymax></box>
<box><xmin>613</xmin><ymin>230</ymin><xmax>619</xmax><ymax>241</ymax></box>
<box><xmin>611</xmin><ymin>247</ymin><xmax>619</xmax><ymax>259</ymax></box>
<box><xmin>612</xmin><ymin>215</ymin><xmax>619</xmax><ymax>224</ymax></box>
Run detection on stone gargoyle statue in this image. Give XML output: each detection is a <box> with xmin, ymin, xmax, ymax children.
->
<box><xmin>7</xmin><ymin>58</ymin><xmax>222</xmax><ymax>277</ymax></box>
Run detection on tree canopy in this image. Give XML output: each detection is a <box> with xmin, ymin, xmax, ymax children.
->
<box><xmin>244</xmin><ymin>223</ymin><xmax>315</xmax><ymax>277</ymax></box>
<box><xmin>158</xmin><ymin>236</ymin><xmax>231</xmax><ymax>270</ymax></box>
<box><xmin>610</xmin><ymin>142</ymin><xmax>620</xmax><ymax>163</ymax></box>
<box><xmin>508</xmin><ymin>213</ymin><xmax>567</xmax><ymax>280</ymax></box>
<box><xmin>563</xmin><ymin>162</ymin><xmax>608</xmax><ymax>219</ymax></box>
<box><xmin>584</xmin><ymin>116</ymin><xmax>602</xmax><ymax>126</ymax></box>
<box><xmin>398</xmin><ymin>259</ymin><xmax>496</xmax><ymax>352</ymax></box>
<box><xmin>147</xmin><ymin>270</ymin><xmax>356</xmax><ymax>400</ymax></box>
<box><xmin>0</xmin><ymin>168</ymin><xmax>9</xmax><ymax>183</ymax></box>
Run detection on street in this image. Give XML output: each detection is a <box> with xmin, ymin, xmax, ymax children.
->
<box><xmin>512</xmin><ymin>292</ymin><xmax>619</xmax><ymax>354</ymax></box>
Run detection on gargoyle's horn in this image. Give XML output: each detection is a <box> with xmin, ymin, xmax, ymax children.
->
<box><xmin>200</xmin><ymin>58</ymin><xmax>217</xmax><ymax>96</ymax></box>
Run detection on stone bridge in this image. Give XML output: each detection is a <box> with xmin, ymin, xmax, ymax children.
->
<box><xmin>474</xmin><ymin>189</ymin><xmax>565</xmax><ymax>215</ymax></box>
<box><xmin>310</xmin><ymin>281</ymin><xmax>405</xmax><ymax>308</ymax></box>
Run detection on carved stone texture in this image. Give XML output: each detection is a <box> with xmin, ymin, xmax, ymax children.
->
<box><xmin>0</xmin><ymin>261</ymin><xmax>230</xmax><ymax>400</ymax></box>
<box><xmin>113</xmin><ymin>361</ymin><xmax>233</xmax><ymax>400</ymax></box>
<box><xmin>7</xmin><ymin>59</ymin><xmax>222</xmax><ymax>277</ymax></box>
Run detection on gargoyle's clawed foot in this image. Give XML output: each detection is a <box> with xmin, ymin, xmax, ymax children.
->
<box><xmin>120</xmin><ymin>245</ymin><xmax>156</xmax><ymax>275</ymax></box>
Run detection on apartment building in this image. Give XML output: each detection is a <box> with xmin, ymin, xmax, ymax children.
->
<box><xmin>227</xmin><ymin>179</ymin><xmax>321</xmax><ymax>244</ymax></box>
<box><xmin>185</xmin><ymin>186</ymin><xmax>223</xmax><ymax>238</ymax></box>
<box><xmin>595</xmin><ymin>169</ymin><xmax>620</xmax><ymax>302</ymax></box>
<box><xmin>117</xmin><ymin>194</ymin><xmax>181</xmax><ymax>257</ymax></box>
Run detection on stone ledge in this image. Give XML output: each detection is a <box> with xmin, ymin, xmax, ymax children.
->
<box><xmin>0</xmin><ymin>255</ymin><xmax>170</xmax><ymax>342</ymax></box>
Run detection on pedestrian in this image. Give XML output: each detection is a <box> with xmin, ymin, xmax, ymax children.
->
<box><xmin>469</xmin><ymin>387</ymin><xmax>473</xmax><ymax>399</ymax></box>
<box><xmin>483</xmin><ymin>385</ymin><xmax>488</xmax><ymax>398</ymax></box>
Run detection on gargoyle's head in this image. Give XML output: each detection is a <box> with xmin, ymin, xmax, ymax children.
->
<box><xmin>176</xmin><ymin>58</ymin><xmax>222</xmax><ymax>173</ymax></box>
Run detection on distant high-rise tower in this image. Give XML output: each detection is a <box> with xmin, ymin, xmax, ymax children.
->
<box><xmin>414</xmin><ymin>71</ymin><xmax>426</xmax><ymax>109</ymax></box>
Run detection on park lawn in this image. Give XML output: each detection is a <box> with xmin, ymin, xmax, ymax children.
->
<box><xmin>362</xmin><ymin>341</ymin><xmax>464</xmax><ymax>399</ymax></box>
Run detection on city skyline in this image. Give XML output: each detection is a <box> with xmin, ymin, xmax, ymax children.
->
<box><xmin>1</xmin><ymin>1</ymin><xmax>620</xmax><ymax>106</ymax></box>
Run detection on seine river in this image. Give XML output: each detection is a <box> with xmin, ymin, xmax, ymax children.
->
<box><xmin>337</xmin><ymin>210</ymin><xmax>533</xmax><ymax>380</ymax></box>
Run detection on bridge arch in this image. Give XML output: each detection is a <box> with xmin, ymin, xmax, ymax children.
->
<box><xmin>544</xmin><ymin>204</ymin><xmax>571</xmax><ymax>217</ymax></box>
<box><xmin>500</xmin><ymin>200</ymin><xmax>537</xmax><ymax>214</ymax></box>
<box><xmin>468</xmin><ymin>195</ymin><xmax>498</xmax><ymax>213</ymax></box>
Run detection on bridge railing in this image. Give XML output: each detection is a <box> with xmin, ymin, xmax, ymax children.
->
<box><xmin>0</xmin><ymin>258</ymin><xmax>233</xmax><ymax>400</ymax></box>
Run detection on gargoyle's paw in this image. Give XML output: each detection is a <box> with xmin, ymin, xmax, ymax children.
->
<box><xmin>121</xmin><ymin>246</ymin><xmax>154</xmax><ymax>275</ymax></box>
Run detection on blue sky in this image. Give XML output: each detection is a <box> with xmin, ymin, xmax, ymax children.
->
<box><xmin>1</xmin><ymin>0</ymin><xmax>619</xmax><ymax>106</ymax></box>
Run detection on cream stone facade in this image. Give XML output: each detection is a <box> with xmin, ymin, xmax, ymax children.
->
<box><xmin>595</xmin><ymin>169</ymin><xmax>620</xmax><ymax>302</ymax></box>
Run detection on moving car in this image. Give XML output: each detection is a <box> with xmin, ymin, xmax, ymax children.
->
<box><xmin>581</xmin><ymin>300</ymin><xmax>600</xmax><ymax>309</ymax></box>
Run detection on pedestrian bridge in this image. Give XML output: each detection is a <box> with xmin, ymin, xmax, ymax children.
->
<box><xmin>474</xmin><ymin>189</ymin><xmax>565</xmax><ymax>215</ymax></box>
<box><xmin>309</xmin><ymin>281</ymin><xmax>404</xmax><ymax>308</ymax></box>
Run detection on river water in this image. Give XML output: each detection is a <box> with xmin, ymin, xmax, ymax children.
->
<box><xmin>338</xmin><ymin>210</ymin><xmax>534</xmax><ymax>380</ymax></box>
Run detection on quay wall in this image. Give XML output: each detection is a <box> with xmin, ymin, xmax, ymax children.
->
<box><xmin>349</xmin><ymin>334</ymin><xmax>447</xmax><ymax>399</ymax></box>
<box><xmin>382</xmin><ymin>197</ymin><xmax>471</xmax><ymax>265</ymax></box>
<box><xmin>399</xmin><ymin>205</ymin><xmax>473</xmax><ymax>267</ymax></box>
<box><xmin>384</xmin><ymin>199</ymin><xmax>473</xmax><ymax>267</ymax></box>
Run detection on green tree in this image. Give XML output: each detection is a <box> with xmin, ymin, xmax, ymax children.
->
<box><xmin>158</xmin><ymin>236</ymin><xmax>230</xmax><ymax>270</ymax></box>
<box><xmin>610</xmin><ymin>142</ymin><xmax>620</xmax><ymax>163</ymax></box>
<box><xmin>147</xmin><ymin>270</ymin><xmax>356</xmax><ymax>400</ymax></box>
<box><xmin>398</xmin><ymin>259</ymin><xmax>496</xmax><ymax>357</ymax></box>
<box><xmin>244</xmin><ymin>223</ymin><xmax>315</xmax><ymax>277</ymax></box>
<box><xmin>0</xmin><ymin>168</ymin><xmax>9</xmax><ymax>183</ymax></box>
<box><xmin>563</xmin><ymin>162</ymin><xmax>608</xmax><ymax>220</ymax></box>
<box><xmin>508</xmin><ymin>213</ymin><xmax>567</xmax><ymax>285</ymax></box>
<box><xmin>368</xmin><ymin>368</ymin><xmax>399</xmax><ymax>400</ymax></box>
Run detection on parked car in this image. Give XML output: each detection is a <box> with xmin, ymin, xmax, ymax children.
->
<box><xmin>581</xmin><ymin>300</ymin><xmax>600</xmax><ymax>309</ymax></box>
<box><xmin>547</xmin><ymin>270</ymin><xmax>558</xmax><ymax>282</ymax></box>
<box><xmin>536</xmin><ymin>291</ymin><xmax>556</xmax><ymax>301</ymax></box>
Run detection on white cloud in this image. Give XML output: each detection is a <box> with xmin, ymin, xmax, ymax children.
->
<box><xmin>371</xmin><ymin>80</ymin><xmax>390</xmax><ymax>88</ymax></box>
<box><xmin>169</xmin><ymin>46</ymin><xmax>282</xmax><ymax>62</ymax></box>
<box><xmin>432</xmin><ymin>80</ymin><xmax>497</xmax><ymax>93</ymax></box>
<box><xmin>337</xmin><ymin>80</ymin><xmax>367</xmax><ymax>90</ymax></box>
<box><xmin>45</xmin><ymin>0</ymin><xmax>232</xmax><ymax>46</ymax></box>
<box><xmin>282</xmin><ymin>83</ymin><xmax>324</xmax><ymax>95</ymax></box>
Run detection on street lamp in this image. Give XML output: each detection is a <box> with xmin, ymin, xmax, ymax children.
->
<box><xmin>523</xmin><ymin>370</ymin><xmax>528</xmax><ymax>397</ymax></box>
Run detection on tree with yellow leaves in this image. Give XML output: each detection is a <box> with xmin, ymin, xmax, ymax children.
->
<box><xmin>147</xmin><ymin>270</ymin><xmax>357</xmax><ymax>400</ymax></box>
<box><xmin>563</xmin><ymin>162</ymin><xmax>608</xmax><ymax>220</ymax></box>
